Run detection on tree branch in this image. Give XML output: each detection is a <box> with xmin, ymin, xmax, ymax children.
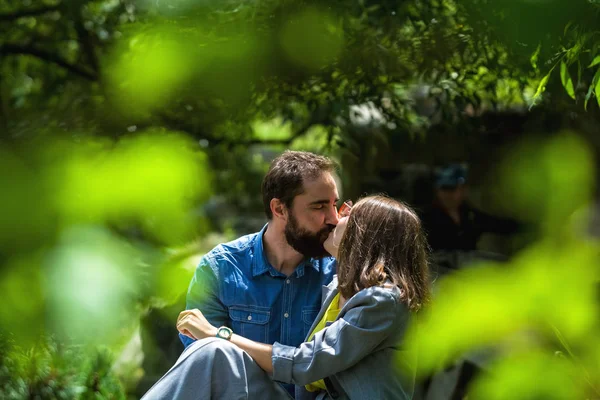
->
<box><xmin>0</xmin><ymin>4</ymin><xmax>61</xmax><ymax>22</ymax></box>
<box><xmin>0</xmin><ymin>44</ymin><xmax>97</xmax><ymax>81</ymax></box>
<box><xmin>68</xmin><ymin>4</ymin><xmax>100</xmax><ymax>76</ymax></box>
<box><xmin>155</xmin><ymin>110</ymin><xmax>319</xmax><ymax>147</ymax></box>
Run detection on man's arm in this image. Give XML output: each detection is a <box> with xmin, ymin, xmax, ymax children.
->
<box><xmin>180</xmin><ymin>256</ymin><xmax>228</xmax><ymax>348</ymax></box>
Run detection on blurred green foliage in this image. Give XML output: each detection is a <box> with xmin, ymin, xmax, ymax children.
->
<box><xmin>406</xmin><ymin>133</ymin><xmax>599</xmax><ymax>399</ymax></box>
<box><xmin>0</xmin><ymin>0</ymin><xmax>599</xmax><ymax>398</ymax></box>
<box><xmin>0</xmin><ymin>335</ymin><xmax>126</xmax><ymax>399</ymax></box>
<box><xmin>3</xmin><ymin>0</ymin><xmax>598</xmax><ymax>147</ymax></box>
<box><xmin>0</xmin><ymin>129</ymin><xmax>212</xmax><ymax>396</ymax></box>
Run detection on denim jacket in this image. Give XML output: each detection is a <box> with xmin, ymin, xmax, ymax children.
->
<box><xmin>272</xmin><ymin>277</ymin><xmax>416</xmax><ymax>400</ymax></box>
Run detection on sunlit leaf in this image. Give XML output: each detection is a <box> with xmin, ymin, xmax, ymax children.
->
<box><xmin>560</xmin><ymin>61</ymin><xmax>575</xmax><ymax>99</ymax></box>
<box><xmin>469</xmin><ymin>351</ymin><xmax>585</xmax><ymax>400</ymax></box>
<box><xmin>584</xmin><ymin>68</ymin><xmax>600</xmax><ymax>110</ymax></box>
<box><xmin>530</xmin><ymin>43</ymin><xmax>541</xmax><ymax>70</ymax></box>
<box><xmin>106</xmin><ymin>25</ymin><xmax>196</xmax><ymax>117</ymax></box>
<box><xmin>495</xmin><ymin>133</ymin><xmax>594</xmax><ymax>229</ymax></box>
<box><xmin>596</xmin><ymin>71</ymin><xmax>600</xmax><ymax>108</ymax></box>
<box><xmin>514</xmin><ymin>241</ymin><xmax>598</xmax><ymax>340</ymax></box>
<box><xmin>588</xmin><ymin>55</ymin><xmax>600</xmax><ymax>68</ymax></box>
<box><xmin>532</xmin><ymin>69</ymin><xmax>553</xmax><ymax>102</ymax></box>
<box><xmin>407</xmin><ymin>238</ymin><xmax>599</xmax><ymax>378</ymax></box>
<box><xmin>406</xmin><ymin>264</ymin><xmax>528</xmax><ymax>375</ymax></box>
<box><xmin>251</xmin><ymin>118</ymin><xmax>294</xmax><ymax>141</ymax></box>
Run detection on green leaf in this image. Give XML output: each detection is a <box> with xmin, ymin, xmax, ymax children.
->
<box><xmin>560</xmin><ymin>61</ymin><xmax>575</xmax><ymax>99</ymax></box>
<box><xmin>596</xmin><ymin>74</ymin><xmax>600</xmax><ymax>108</ymax></box>
<box><xmin>533</xmin><ymin>69</ymin><xmax>553</xmax><ymax>102</ymax></box>
<box><xmin>589</xmin><ymin>55</ymin><xmax>600</xmax><ymax>68</ymax></box>
<box><xmin>584</xmin><ymin>84</ymin><xmax>595</xmax><ymax>110</ymax></box>
<box><xmin>563</xmin><ymin>20</ymin><xmax>573</xmax><ymax>36</ymax></box>
<box><xmin>530</xmin><ymin>44</ymin><xmax>541</xmax><ymax>70</ymax></box>
<box><xmin>566</xmin><ymin>41</ymin><xmax>583</xmax><ymax>63</ymax></box>
<box><xmin>586</xmin><ymin>68</ymin><xmax>600</xmax><ymax>110</ymax></box>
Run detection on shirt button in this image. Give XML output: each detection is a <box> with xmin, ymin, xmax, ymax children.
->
<box><xmin>247</xmin><ymin>315</ymin><xmax>252</xmax><ymax>321</ymax></box>
<box><xmin>284</xmin><ymin>312</ymin><xmax>289</xmax><ymax>318</ymax></box>
<box><xmin>286</xmin><ymin>279</ymin><xmax>291</xmax><ymax>284</ymax></box>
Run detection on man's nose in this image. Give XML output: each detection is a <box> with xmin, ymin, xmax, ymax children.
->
<box><xmin>326</xmin><ymin>205</ymin><xmax>340</xmax><ymax>225</ymax></box>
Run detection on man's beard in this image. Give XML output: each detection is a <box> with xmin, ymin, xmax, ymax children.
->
<box><xmin>285</xmin><ymin>213</ymin><xmax>334</xmax><ymax>259</ymax></box>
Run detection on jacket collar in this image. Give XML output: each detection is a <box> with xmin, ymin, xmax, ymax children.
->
<box><xmin>304</xmin><ymin>275</ymin><xmax>340</xmax><ymax>340</ymax></box>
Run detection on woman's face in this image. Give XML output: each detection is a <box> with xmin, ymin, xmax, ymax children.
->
<box><xmin>324</xmin><ymin>216</ymin><xmax>349</xmax><ymax>258</ymax></box>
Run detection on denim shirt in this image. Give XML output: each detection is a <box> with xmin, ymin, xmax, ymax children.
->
<box><xmin>180</xmin><ymin>224</ymin><xmax>336</xmax><ymax>352</ymax></box>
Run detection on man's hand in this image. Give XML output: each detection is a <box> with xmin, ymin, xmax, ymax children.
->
<box><xmin>177</xmin><ymin>309</ymin><xmax>219</xmax><ymax>340</ymax></box>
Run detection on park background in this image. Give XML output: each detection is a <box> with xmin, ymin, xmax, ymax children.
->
<box><xmin>1</xmin><ymin>0</ymin><xmax>600</xmax><ymax>398</ymax></box>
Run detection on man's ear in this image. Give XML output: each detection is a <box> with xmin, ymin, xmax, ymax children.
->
<box><xmin>270</xmin><ymin>198</ymin><xmax>288</xmax><ymax>221</ymax></box>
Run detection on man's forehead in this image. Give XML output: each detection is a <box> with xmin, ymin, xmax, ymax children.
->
<box><xmin>300</xmin><ymin>173</ymin><xmax>339</xmax><ymax>201</ymax></box>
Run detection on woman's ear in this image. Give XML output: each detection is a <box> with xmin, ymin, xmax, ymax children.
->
<box><xmin>270</xmin><ymin>198</ymin><xmax>288</xmax><ymax>221</ymax></box>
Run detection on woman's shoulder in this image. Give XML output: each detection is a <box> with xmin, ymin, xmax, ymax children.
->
<box><xmin>350</xmin><ymin>282</ymin><xmax>403</xmax><ymax>306</ymax></box>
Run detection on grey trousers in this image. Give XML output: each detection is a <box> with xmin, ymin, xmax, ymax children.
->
<box><xmin>141</xmin><ymin>337</ymin><xmax>294</xmax><ymax>400</ymax></box>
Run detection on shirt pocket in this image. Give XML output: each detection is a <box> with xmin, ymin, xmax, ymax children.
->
<box><xmin>302</xmin><ymin>307</ymin><xmax>321</xmax><ymax>338</ymax></box>
<box><xmin>229</xmin><ymin>305</ymin><xmax>271</xmax><ymax>343</ymax></box>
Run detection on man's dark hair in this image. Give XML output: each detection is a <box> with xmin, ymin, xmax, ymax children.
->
<box><xmin>262</xmin><ymin>151</ymin><xmax>336</xmax><ymax>219</ymax></box>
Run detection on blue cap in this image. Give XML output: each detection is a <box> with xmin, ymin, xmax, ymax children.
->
<box><xmin>435</xmin><ymin>164</ymin><xmax>467</xmax><ymax>188</ymax></box>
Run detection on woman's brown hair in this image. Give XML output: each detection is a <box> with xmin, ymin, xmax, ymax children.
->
<box><xmin>337</xmin><ymin>195</ymin><xmax>430</xmax><ymax>311</ymax></box>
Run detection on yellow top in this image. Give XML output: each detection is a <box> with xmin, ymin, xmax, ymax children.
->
<box><xmin>305</xmin><ymin>292</ymin><xmax>342</xmax><ymax>392</ymax></box>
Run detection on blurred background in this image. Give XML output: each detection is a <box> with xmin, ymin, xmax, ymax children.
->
<box><xmin>0</xmin><ymin>0</ymin><xmax>599</xmax><ymax>399</ymax></box>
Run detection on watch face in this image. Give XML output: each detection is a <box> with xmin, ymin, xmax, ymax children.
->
<box><xmin>217</xmin><ymin>327</ymin><xmax>232</xmax><ymax>340</ymax></box>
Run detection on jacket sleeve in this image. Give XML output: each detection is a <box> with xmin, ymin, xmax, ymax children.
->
<box><xmin>271</xmin><ymin>288</ymin><xmax>399</xmax><ymax>385</ymax></box>
<box><xmin>179</xmin><ymin>255</ymin><xmax>228</xmax><ymax>348</ymax></box>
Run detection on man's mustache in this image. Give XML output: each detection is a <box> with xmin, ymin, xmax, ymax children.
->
<box><xmin>322</xmin><ymin>224</ymin><xmax>336</xmax><ymax>234</ymax></box>
<box><xmin>318</xmin><ymin>224</ymin><xmax>336</xmax><ymax>240</ymax></box>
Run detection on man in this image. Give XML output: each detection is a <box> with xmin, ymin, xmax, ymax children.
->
<box><xmin>420</xmin><ymin>164</ymin><xmax>521</xmax><ymax>253</ymax></box>
<box><xmin>143</xmin><ymin>150</ymin><xmax>340</xmax><ymax>399</ymax></box>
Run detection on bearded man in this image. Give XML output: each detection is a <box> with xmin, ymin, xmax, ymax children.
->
<box><xmin>143</xmin><ymin>151</ymin><xmax>341</xmax><ymax>400</ymax></box>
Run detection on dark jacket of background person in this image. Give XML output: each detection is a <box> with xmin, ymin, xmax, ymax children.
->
<box><xmin>419</xmin><ymin>164</ymin><xmax>521</xmax><ymax>253</ymax></box>
<box><xmin>272</xmin><ymin>276</ymin><xmax>415</xmax><ymax>400</ymax></box>
<box><xmin>421</xmin><ymin>203</ymin><xmax>520</xmax><ymax>252</ymax></box>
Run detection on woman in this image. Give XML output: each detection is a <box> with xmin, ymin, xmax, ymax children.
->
<box><xmin>176</xmin><ymin>195</ymin><xmax>431</xmax><ymax>400</ymax></box>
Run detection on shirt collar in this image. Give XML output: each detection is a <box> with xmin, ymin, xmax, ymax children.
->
<box><xmin>252</xmin><ymin>224</ymin><xmax>273</xmax><ymax>277</ymax></box>
<box><xmin>252</xmin><ymin>224</ymin><xmax>323</xmax><ymax>278</ymax></box>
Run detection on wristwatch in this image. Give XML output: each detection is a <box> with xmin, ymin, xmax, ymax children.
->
<box><xmin>216</xmin><ymin>326</ymin><xmax>233</xmax><ymax>341</ymax></box>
